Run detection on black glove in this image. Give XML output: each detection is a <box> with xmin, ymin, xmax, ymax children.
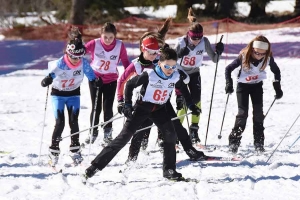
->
<box><xmin>273</xmin><ymin>81</ymin><xmax>283</xmax><ymax>99</ymax></box>
<box><xmin>41</xmin><ymin>74</ymin><xmax>53</xmax><ymax>87</ymax></box>
<box><xmin>123</xmin><ymin>104</ymin><xmax>133</xmax><ymax>119</ymax></box>
<box><xmin>215</xmin><ymin>42</ymin><xmax>224</xmax><ymax>55</ymax></box>
<box><xmin>117</xmin><ymin>101</ymin><xmax>124</xmax><ymax>114</ymax></box>
<box><xmin>178</xmin><ymin>47</ymin><xmax>190</xmax><ymax>58</ymax></box>
<box><xmin>225</xmin><ymin>78</ymin><xmax>234</xmax><ymax>94</ymax></box>
<box><xmin>176</xmin><ymin>95</ymin><xmax>184</xmax><ymax>110</ymax></box>
<box><xmin>189</xmin><ymin>104</ymin><xmax>201</xmax><ymax>116</ymax></box>
<box><xmin>92</xmin><ymin>78</ymin><xmax>103</xmax><ymax>88</ymax></box>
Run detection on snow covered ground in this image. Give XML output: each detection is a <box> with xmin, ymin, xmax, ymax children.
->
<box><xmin>1</xmin><ymin>26</ymin><xmax>300</xmax><ymax>199</ymax></box>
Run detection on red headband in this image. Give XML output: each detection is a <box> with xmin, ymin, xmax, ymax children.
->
<box><xmin>188</xmin><ymin>31</ymin><xmax>203</xmax><ymax>38</ymax></box>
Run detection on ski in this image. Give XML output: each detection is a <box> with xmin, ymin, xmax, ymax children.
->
<box><xmin>177</xmin><ymin>155</ymin><xmax>242</xmax><ymax>164</ymax></box>
<box><xmin>168</xmin><ymin>177</ymin><xmax>199</xmax><ymax>183</ymax></box>
<box><xmin>0</xmin><ymin>150</ymin><xmax>13</xmax><ymax>154</ymax></box>
<box><xmin>201</xmin><ymin>155</ymin><xmax>242</xmax><ymax>162</ymax></box>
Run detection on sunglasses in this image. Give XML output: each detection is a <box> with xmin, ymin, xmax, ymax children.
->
<box><xmin>164</xmin><ymin>64</ymin><xmax>177</xmax><ymax>70</ymax></box>
<box><xmin>68</xmin><ymin>54</ymin><xmax>83</xmax><ymax>60</ymax></box>
<box><xmin>252</xmin><ymin>49</ymin><xmax>266</xmax><ymax>56</ymax></box>
<box><xmin>146</xmin><ymin>49</ymin><xmax>160</xmax><ymax>55</ymax></box>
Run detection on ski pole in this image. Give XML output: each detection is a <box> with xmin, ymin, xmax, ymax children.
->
<box><xmin>88</xmin><ymin>88</ymin><xmax>100</xmax><ymax>162</ymax></box>
<box><xmin>38</xmin><ymin>86</ymin><xmax>49</xmax><ymax>165</ymax></box>
<box><xmin>218</xmin><ymin>93</ymin><xmax>230</xmax><ymax>139</ymax></box>
<box><xmin>266</xmin><ymin>112</ymin><xmax>300</xmax><ymax>163</ymax></box>
<box><xmin>204</xmin><ymin>35</ymin><xmax>224</xmax><ymax>146</ymax></box>
<box><xmin>59</xmin><ymin>113</ymin><xmax>123</xmax><ymax>141</ymax></box>
<box><xmin>264</xmin><ymin>97</ymin><xmax>276</xmax><ymax>120</ymax></box>
<box><xmin>289</xmin><ymin>134</ymin><xmax>300</xmax><ymax>149</ymax></box>
<box><xmin>135</xmin><ymin>112</ymin><xmax>192</xmax><ymax>133</ymax></box>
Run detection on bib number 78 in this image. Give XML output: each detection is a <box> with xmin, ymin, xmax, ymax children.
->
<box><xmin>153</xmin><ymin>90</ymin><xmax>168</xmax><ymax>102</ymax></box>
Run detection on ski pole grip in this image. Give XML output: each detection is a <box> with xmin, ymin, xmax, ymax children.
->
<box><xmin>219</xmin><ymin>35</ymin><xmax>223</xmax><ymax>42</ymax></box>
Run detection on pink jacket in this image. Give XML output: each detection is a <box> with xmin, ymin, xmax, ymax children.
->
<box><xmin>85</xmin><ymin>38</ymin><xmax>130</xmax><ymax>84</ymax></box>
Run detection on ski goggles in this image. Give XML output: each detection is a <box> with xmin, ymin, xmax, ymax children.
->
<box><xmin>164</xmin><ymin>64</ymin><xmax>177</xmax><ymax>70</ymax></box>
<box><xmin>68</xmin><ymin>54</ymin><xmax>83</xmax><ymax>60</ymax></box>
<box><xmin>190</xmin><ymin>37</ymin><xmax>202</xmax><ymax>41</ymax></box>
<box><xmin>252</xmin><ymin>49</ymin><xmax>266</xmax><ymax>56</ymax></box>
<box><xmin>144</xmin><ymin>47</ymin><xmax>160</xmax><ymax>55</ymax></box>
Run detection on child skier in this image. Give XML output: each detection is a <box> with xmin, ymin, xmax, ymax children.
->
<box><xmin>41</xmin><ymin>27</ymin><xmax>102</xmax><ymax>166</ymax></box>
<box><xmin>83</xmin><ymin>44</ymin><xmax>201</xmax><ymax>182</ymax></box>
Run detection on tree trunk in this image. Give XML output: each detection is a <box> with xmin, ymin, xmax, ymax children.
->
<box><xmin>217</xmin><ymin>0</ymin><xmax>235</xmax><ymax>17</ymax></box>
<box><xmin>69</xmin><ymin>0</ymin><xmax>85</xmax><ymax>25</ymax></box>
<box><xmin>295</xmin><ymin>0</ymin><xmax>300</xmax><ymax>15</ymax></box>
<box><xmin>248</xmin><ymin>0</ymin><xmax>268</xmax><ymax>18</ymax></box>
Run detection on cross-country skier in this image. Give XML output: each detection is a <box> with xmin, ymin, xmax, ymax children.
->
<box><xmin>225</xmin><ymin>35</ymin><xmax>282</xmax><ymax>153</ymax></box>
<box><xmin>83</xmin><ymin>44</ymin><xmax>203</xmax><ymax>182</ymax></box>
<box><xmin>116</xmin><ymin>19</ymin><xmax>206</xmax><ymax>163</ymax></box>
<box><xmin>41</xmin><ymin>27</ymin><xmax>102</xmax><ymax>166</ymax></box>
<box><xmin>174</xmin><ymin>8</ymin><xmax>224</xmax><ymax>145</ymax></box>
<box><xmin>84</xmin><ymin>22</ymin><xmax>130</xmax><ymax>146</ymax></box>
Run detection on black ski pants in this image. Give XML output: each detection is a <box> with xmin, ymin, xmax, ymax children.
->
<box><xmin>91</xmin><ymin>102</ymin><xmax>177</xmax><ymax>172</ymax></box>
<box><xmin>89</xmin><ymin>81</ymin><xmax>117</xmax><ymax>133</ymax></box>
<box><xmin>233</xmin><ymin>82</ymin><xmax>265</xmax><ymax>142</ymax></box>
<box><xmin>128</xmin><ymin>100</ymin><xmax>195</xmax><ymax>159</ymax></box>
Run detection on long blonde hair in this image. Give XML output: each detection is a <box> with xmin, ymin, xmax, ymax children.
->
<box><xmin>240</xmin><ymin>35</ymin><xmax>272</xmax><ymax>71</ymax></box>
<box><xmin>139</xmin><ymin>17</ymin><xmax>172</xmax><ymax>51</ymax></box>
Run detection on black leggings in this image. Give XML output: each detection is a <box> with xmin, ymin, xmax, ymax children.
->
<box><xmin>233</xmin><ymin>82</ymin><xmax>265</xmax><ymax>141</ymax></box>
<box><xmin>91</xmin><ymin>102</ymin><xmax>177</xmax><ymax>172</ymax></box>
<box><xmin>89</xmin><ymin>81</ymin><xmax>117</xmax><ymax>132</ymax></box>
<box><xmin>128</xmin><ymin>101</ymin><xmax>195</xmax><ymax>160</ymax></box>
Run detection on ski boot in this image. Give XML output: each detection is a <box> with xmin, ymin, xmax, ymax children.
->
<box><xmin>163</xmin><ymin>169</ymin><xmax>182</xmax><ymax>181</ymax></box>
<box><xmin>48</xmin><ymin>148</ymin><xmax>60</xmax><ymax>167</ymax></box>
<box><xmin>189</xmin><ymin>123</ymin><xmax>201</xmax><ymax>144</ymax></box>
<box><xmin>254</xmin><ymin>143</ymin><xmax>265</xmax><ymax>153</ymax></box>
<box><xmin>85</xmin><ymin>130</ymin><xmax>98</xmax><ymax>145</ymax></box>
<box><xmin>228</xmin><ymin>127</ymin><xmax>243</xmax><ymax>154</ymax></box>
<box><xmin>103</xmin><ymin>127</ymin><xmax>113</xmax><ymax>145</ymax></box>
<box><xmin>186</xmin><ymin>148</ymin><xmax>206</xmax><ymax>161</ymax></box>
<box><xmin>82</xmin><ymin>164</ymin><xmax>99</xmax><ymax>184</ymax></box>
<box><xmin>125</xmin><ymin>155</ymin><xmax>137</xmax><ymax>166</ymax></box>
<box><xmin>69</xmin><ymin>150</ymin><xmax>83</xmax><ymax>166</ymax></box>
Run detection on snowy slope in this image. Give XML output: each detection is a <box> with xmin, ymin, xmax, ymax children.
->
<box><xmin>1</xmin><ymin>26</ymin><xmax>300</xmax><ymax>200</ymax></box>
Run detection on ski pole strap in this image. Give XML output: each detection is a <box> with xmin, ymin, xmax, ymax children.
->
<box><xmin>135</xmin><ymin>112</ymin><xmax>192</xmax><ymax>133</ymax></box>
<box><xmin>59</xmin><ymin>114</ymin><xmax>124</xmax><ymax>141</ymax></box>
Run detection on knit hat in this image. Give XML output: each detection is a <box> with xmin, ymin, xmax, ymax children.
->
<box><xmin>141</xmin><ymin>37</ymin><xmax>159</xmax><ymax>51</ymax></box>
<box><xmin>66</xmin><ymin>40</ymin><xmax>86</xmax><ymax>57</ymax></box>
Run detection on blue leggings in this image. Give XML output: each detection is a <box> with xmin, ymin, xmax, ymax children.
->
<box><xmin>50</xmin><ymin>95</ymin><xmax>80</xmax><ymax>151</ymax></box>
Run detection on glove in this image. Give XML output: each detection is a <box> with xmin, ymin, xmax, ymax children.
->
<box><xmin>215</xmin><ymin>42</ymin><xmax>224</xmax><ymax>55</ymax></box>
<box><xmin>92</xmin><ymin>78</ymin><xmax>103</xmax><ymax>88</ymax></box>
<box><xmin>273</xmin><ymin>81</ymin><xmax>283</xmax><ymax>99</ymax></box>
<box><xmin>41</xmin><ymin>74</ymin><xmax>53</xmax><ymax>87</ymax></box>
<box><xmin>225</xmin><ymin>78</ymin><xmax>234</xmax><ymax>94</ymax></box>
<box><xmin>123</xmin><ymin>104</ymin><xmax>133</xmax><ymax>119</ymax></box>
<box><xmin>176</xmin><ymin>95</ymin><xmax>184</xmax><ymax>110</ymax></box>
<box><xmin>189</xmin><ymin>104</ymin><xmax>201</xmax><ymax>116</ymax></box>
<box><xmin>178</xmin><ymin>47</ymin><xmax>190</xmax><ymax>58</ymax></box>
<box><xmin>178</xmin><ymin>69</ymin><xmax>190</xmax><ymax>84</ymax></box>
<box><xmin>117</xmin><ymin>101</ymin><xmax>124</xmax><ymax>114</ymax></box>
